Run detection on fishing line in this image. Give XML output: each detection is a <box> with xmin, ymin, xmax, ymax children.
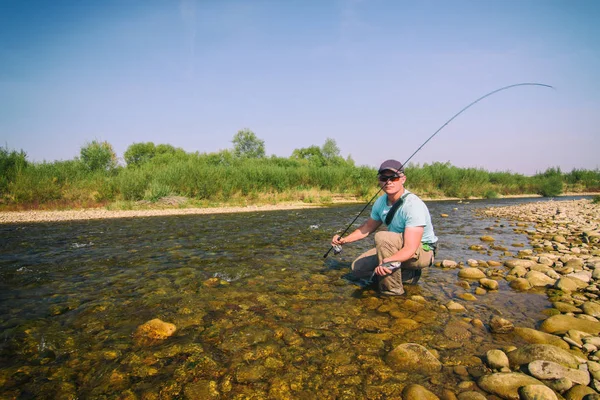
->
<box><xmin>323</xmin><ymin>82</ymin><xmax>554</xmax><ymax>259</ymax></box>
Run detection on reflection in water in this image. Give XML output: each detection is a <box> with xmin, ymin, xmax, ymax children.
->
<box><xmin>0</xmin><ymin>197</ymin><xmax>585</xmax><ymax>398</ymax></box>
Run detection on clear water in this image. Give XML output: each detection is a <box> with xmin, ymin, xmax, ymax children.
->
<box><xmin>0</xmin><ymin>197</ymin><xmax>587</xmax><ymax>399</ymax></box>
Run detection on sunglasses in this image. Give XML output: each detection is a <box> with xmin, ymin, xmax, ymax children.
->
<box><xmin>378</xmin><ymin>174</ymin><xmax>401</xmax><ymax>182</ymax></box>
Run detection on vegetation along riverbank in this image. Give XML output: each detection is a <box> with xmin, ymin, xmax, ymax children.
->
<box><xmin>1</xmin><ymin>130</ymin><xmax>599</xmax><ymax>214</ymax></box>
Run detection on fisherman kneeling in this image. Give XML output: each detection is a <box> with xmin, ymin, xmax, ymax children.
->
<box><xmin>331</xmin><ymin>159</ymin><xmax>438</xmax><ymax>296</ymax></box>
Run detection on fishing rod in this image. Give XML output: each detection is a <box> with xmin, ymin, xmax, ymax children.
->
<box><xmin>323</xmin><ymin>82</ymin><xmax>554</xmax><ymax>259</ymax></box>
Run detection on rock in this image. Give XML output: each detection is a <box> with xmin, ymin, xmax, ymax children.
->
<box><xmin>134</xmin><ymin>319</ymin><xmax>177</xmax><ymax>340</ymax></box>
<box><xmin>556</xmin><ymin>277</ymin><xmax>589</xmax><ymax>293</ymax></box>
<box><xmin>486</xmin><ymin>349</ymin><xmax>510</xmax><ymax>369</ymax></box>
<box><xmin>442</xmin><ymin>260</ymin><xmax>459</xmax><ymax>268</ymax></box>
<box><xmin>540</xmin><ymin>315</ymin><xmax>600</xmax><ymax>335</ymax></box>
<box><xmin>490</xmin><ymin>316</ymin><xmax>514</xmax><ymax>334</ymax></box>
<box><xmin>402</xmin><ymin>383</ymin><xmax>440</xmax><ymax>400</ymax></box>
<box><xmin>568</xmin><ymin>271</ymin><xmax>593</xmax><ymax>283</ymax></box>
<box><xmin>459</xmin><ymin>293</ymin><xmax>477</xmax><ymax>301</ymax></box>
<box><xmin>507</xmin><ymin>344</ymin><xmax>579</xmax><ymax>369</ymax></box>
<box><xmin>564</xmin><ymin>384</ymin><xmax>597</xmax><ymax>399</ymax></box>
<box><xmin>184</xmin><ymin>380</ymin><xmax>219</xmax><ymax>399</ymax></box>
<box><xmin>510</xmin><ymin>278</ymin><xmax>533</xmax><ymax>291</ymax></box>
<box><xmin>444</xmin><ymin>321</ymin><xmax>473</xmax><ymax>341</ymax></box>
<box><xmin>526</xmin><ymin>270</ymin><xmax>557</xmax><ymax>287</ymax></box>
<box><xmin>480</xmin><ymin>278</ymin><xmax>499</xmax><ymax>290</ymax></box>
<box><xmin>386</xmin><ymin>343</ymin><xmax>442</xmax><ymax>374</ymax></box>
<box><xmin>513</xmin><ymin>327</ymin><xmax>570</xmax><ymax>349</ymax></box>
<box><xmin>553</xmin><ymin>301</ymin><xmax>582</xmax><ymax>313</ymax></box>
<box><xmin>505</xmin><ymin>259</ymin><xmax>537</xmax><ymax>268</ymax></box>
<box><xmin>458</xmin><ymin>268</ymin><xmax>486</xmax><ymax>279</ymax></box>
<box><xmin>456</xmin><ymin>392</ymin><xmax>487</xmax><ymax>400</ymax></box>
<box><xmin>480</xmin><ymin>236</ymin><xmax>495</xmax><ymax>242</ymax></box>
<box><xmin>477</xmin><ymin>372</ymin><xmax>543</xmax><ymax>400</ymax></box>
<box><xmin>508</xmin><ymin>266</ymin><xmax>528</xmax><ymax>277</ymax></box>
<box><xmin>518</xmin><ymin>384</ymin><xmax>558</xmax><ymax>400</ymax></box>
<box><xmin>528</xmin><ymin>360</ymin><xmax>590</xmax><ymax>385</ymax></box>
<box><xmin>446</xmin><ymin>301</ymin><xmax>467</xmax><ymax>312</ymax></box>
<box><xmin>583</xmin><ymin>302</ymin><xmax>600</xmax><ymax>318</ymax></box>
<box><xmin>554</xmin><ymin>235</ymin><xmax>568</xmax><ymax>243</ymax></box>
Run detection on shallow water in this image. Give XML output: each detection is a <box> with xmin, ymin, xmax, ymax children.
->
<box><xmin>0</xmin><ymin>197</ymin><xmax>588</xmax><ymax>399</ymax></box>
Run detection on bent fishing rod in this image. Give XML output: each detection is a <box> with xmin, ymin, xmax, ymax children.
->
<box><xmin>323</xmin><ymin>82</ymin><xmax>554</xmax><ymax>259</ymax></box>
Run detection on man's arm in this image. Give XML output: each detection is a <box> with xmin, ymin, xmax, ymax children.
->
<box><xmin>374</xmin><ymin>226</ymin><xmax>424</xmax><ymax>276</ymax></box>
<box><xmin>331</xmin><ymin>218</ymin><xmax>382</xmax><ymax>246</ymax></box>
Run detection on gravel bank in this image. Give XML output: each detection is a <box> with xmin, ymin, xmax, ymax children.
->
<box><xmin>0</xmin><ymin>203</ymin><xmax>320</xmax><ymax>224</ymax></box>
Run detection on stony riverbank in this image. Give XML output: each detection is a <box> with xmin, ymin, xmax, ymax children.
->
<box><xmin>405</xmin><ymin>198</ymin><xmax>600</xmax><ymax>400</ymax></box>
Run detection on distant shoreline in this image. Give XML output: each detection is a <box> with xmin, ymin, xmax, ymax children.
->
<box><xmin>0</xmin><ymin>193</ymin><xmax>597</xmax><ymax>224</ymax></box>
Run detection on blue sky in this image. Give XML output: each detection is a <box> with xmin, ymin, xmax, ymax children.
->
<box><xmin>1</xmin><ymin>0</ymin><xmax>598</xmax><ymax>175</ymax></box>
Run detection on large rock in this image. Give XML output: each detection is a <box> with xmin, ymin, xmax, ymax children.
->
<box><xmin>540</xmin><ymin>315</ymin><xmax>600</xmax><ymax>335</ymax></box>
<box><xmin>480</xmin><ymin>278</ymin><xmax>499</xmax><ymax>290</ymax></box>
<box><xmin>518</xmin><ymin>385</ymin><xmax>558</xmax><ymax>400</ymax></box>
<box><xmin>513</xmin><ymin>327</ymin><xmax>570</xmax><ymax>349</ymax></box>
<box><xmin>504</xmin><ymin>259</ymin><xmax>537</xmax><ymax>269</ymax></box>
<box><xmin>385</xmin><ymin>343</ymin><xmax>442</xmax><ymax>374</ymax></box>
<box><xmin>490</xmin><ymin>316</ymin><xmax>514</xmax><ymax>334</ymax></box>
<box><xmin>510</xmin><ymin>278</ymin><xmax>533</xmax><ymax>291</ymax></box>
<box><xmin>527</xmin><ymin>360</ymin><xmax>590</xmax><ymax>385</ymax></box>
<box><xmin>458</xmin><ymin>268</ymin><xmax>486</xmax><ymax>279</ymax></box>
<box><xmin>563</xmin><ymin>384</ymin><xmax>597</xmax><ymax>399</ymax></box>
<box><xmin>555</xmin><ymin>277</ymin><xmax>588</xmax><ymax>292</ymax></box>
<box><xmin>583</xmin><ymin>301</ymin><xmax>600</xmax><ymax>318</ymax></box>
<box><xmin>507</xmin><ymin>344</ymin><xmax>579</xmax><ymax>369</ymax></box>
<box><xmin>526</xmin><ymin>270</ymin><xmax>557</xmax><ymax>287</ymax></box>
<box><xmin>134</xmin><ymin>318</ymin><xmax>177</xmax><ymax>340</ymax></box>
<box><xmin>477</xmin><ymin>372</ymin><xmax>543</xmax><ymax>400</ymax></box>
<box><xmin>402</xmin><ymin>383</ymin><xmax>440</xmax><ymax>400</ymax></box>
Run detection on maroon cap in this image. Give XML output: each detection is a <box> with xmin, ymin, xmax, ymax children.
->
<box><xmin>378</xmin><ymin>159</ymin><xmax>404</xmax><ymax>174</ymax></box>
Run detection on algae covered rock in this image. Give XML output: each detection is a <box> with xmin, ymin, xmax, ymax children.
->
<box><xmin>507</xmin><ymin>344</ymin><xmax>579</xmax><ymax>369</ymax></box>
<box><xmin>134</xmin><ymin>318</ymin><xmax>177</xmax><ymax>340</ymax></box>
<box><xmin>477</xmin><ymin>372</ymin><xmax>543</xmax><ymax>400</ymax></box>
<box><xmin>540</xmin><ymin>314</ymin><xmax>600</xmax><ymax>335</ymax></box>
<box><xmin>385</xmin><ymin>343</ymin><xmax>442</xmax><ymax>374</ymax></box>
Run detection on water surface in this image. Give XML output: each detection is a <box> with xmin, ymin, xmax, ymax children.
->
<box><xmin>0</xmin><ymin>197</ymin><xmax>585</xmax><ymax>398</ymax></box>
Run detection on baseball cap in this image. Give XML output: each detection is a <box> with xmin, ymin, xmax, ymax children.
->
<box><xmin>378</xmin><ymin>159</ymin><xmax>404</xmax><ymax>174</ymax></box>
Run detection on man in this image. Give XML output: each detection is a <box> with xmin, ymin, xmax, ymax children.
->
<box><xmin>331</xmin><ymin>159</ymin><xmax>437</xmax><ymax>296</ymax></box>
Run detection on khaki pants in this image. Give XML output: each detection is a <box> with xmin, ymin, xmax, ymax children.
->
<box><xmin>351</xmin><ymin>231</ymin><xmax>433</xmax><ymax>295</ymax></box>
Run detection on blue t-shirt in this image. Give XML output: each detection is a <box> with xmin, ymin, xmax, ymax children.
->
<box><xmin>370</xmin><ymin>190</ymin><xmax>437</xmax><ymax>244</ymax></box>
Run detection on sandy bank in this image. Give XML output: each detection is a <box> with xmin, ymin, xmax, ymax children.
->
<box><xmin>0</xmin><ymin>203</ymin><xmax>322</xmax><ymax>224</ymax></box>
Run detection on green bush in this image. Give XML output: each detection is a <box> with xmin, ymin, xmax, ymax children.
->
<box><xmin>144</xmin><ymin>181</ymin><xmax>172</xmax><ymax>202</ymax></box>
<box><xmin>0</xmin><ymin>147</ymin><xmax>28</xmax><ymax>194</ymax></box>
<box><xmin>537</xmin><ymin>176</ymin><xmax>563</xmax><ymax>197</ymax></box>
<box><xmin>80</xmin><ymin>140</ymin><xmax>117</xmax><ymax>172</ymax></box>
<box><xmin>592</xmin><ymin>195</ymin><xmax>600</xmax><ymax>204</ymax></box>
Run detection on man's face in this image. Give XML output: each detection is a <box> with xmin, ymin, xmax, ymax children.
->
<box><xmin>378</xmin><ymin>169</ymin><xmax>406</xmax><ymax>194</ymax></box>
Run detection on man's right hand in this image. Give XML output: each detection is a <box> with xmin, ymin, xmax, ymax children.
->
<box><xmin>331</xmin><ymin>235</ymin><xmax>344</xmax><ymax>246</ymax></box>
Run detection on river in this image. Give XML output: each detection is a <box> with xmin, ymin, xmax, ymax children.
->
<box><xmin>0</xmin><ymin>196</ymin><xmax>588</xmax><ymax>399</ymax></box>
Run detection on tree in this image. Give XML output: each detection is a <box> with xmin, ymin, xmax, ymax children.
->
<box><xmin>80</xmin><ymin>140</ymin><xmax>117</xmax><ymax>172</ymax></box>
<box><xmin>232</xmin><ymin>129</ymin><xmax>265</xmax><ymax>158</ymax></box>
<box><xmin>321</xmin><ymin>138</ymin><xmax>341</xmax><ymax>161</ymax></box>
<box><xmin>291</xmin><ymin>146</ymin><xmax>326</xmax><ymax>166</ymax></box>
<box><xmin>124</xmin><ymin>142</ymin><xmax>156</xmax><ymax>167</ymax></box>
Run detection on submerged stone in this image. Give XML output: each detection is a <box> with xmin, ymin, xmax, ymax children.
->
<box><xmin>385</xmin><ymin>343</ymin><xmax>442</xmax><ymax>374</ymax></box>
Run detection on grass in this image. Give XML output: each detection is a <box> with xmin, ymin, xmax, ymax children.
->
<box><xmin>2</xmin><ymin>150</ymin><xmax>600</xmax><ymax>211</ymax></box>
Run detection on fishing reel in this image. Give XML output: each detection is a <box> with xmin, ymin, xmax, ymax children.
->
<box><xmin>333</xmin><ymin>244</ymin><xmax>343</xmax><ymax>255</ymax></box>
